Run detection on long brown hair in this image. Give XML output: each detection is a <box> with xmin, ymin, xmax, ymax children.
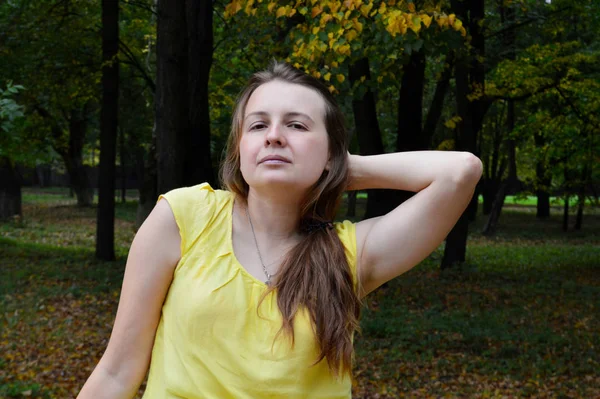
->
<box><xmin>219</xmin><ymin>60</ymin><xmax>361</xmax><ymax>378</ymax></box>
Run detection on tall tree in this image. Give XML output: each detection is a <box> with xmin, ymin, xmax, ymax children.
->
<box><xmin>442</xmin><ymin>0</ymin><xmax>485</xmax><ymax>268</ymax></box>
<box><xmin>394</xmin><ymin>48</ymin><xmax>427</xmax><ymax>206</ymax></box>
<box><xmin>96</xmin><ymin>0</ymin><xmax>120</xmax><ymax>261</ymax></box>
<box><xmin>155</xmin><ymin>0</ymin><xmax>215</xmax><ymax>197</ymax></box>
<box><xmin>348</xmin><ymin>58</ymin><xmax>392</xmax><ymax>219</ymax></box>
<box><xmin>482</xmin><ymin>1</ymin><xmax>520</xmax><ymax>235</ymax></box>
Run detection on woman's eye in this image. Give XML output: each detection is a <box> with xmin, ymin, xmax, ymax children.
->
<box><xmin>289</xmin><ymin>123</ymin><xmax>307</xmax><ymax>130</ymax></box>
<box><xmin>250</xmin><ymin>123</ymin><xmax>267</xmax><ymax>130</ymax></box>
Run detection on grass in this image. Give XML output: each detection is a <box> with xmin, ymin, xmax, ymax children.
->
<box><xmin>1</xmin><ymin>187</ymin><xmax>599</xmax><ymax>398</ymax></box>
<box><xmin>344</xmin><ymin>191</ymin><xmax>597</xmax><ymax>207</ymax></box>
<box><xmin>22</xmin><ymin>186</ymin><xmax>599</xmax><ymax>207</ymax></box>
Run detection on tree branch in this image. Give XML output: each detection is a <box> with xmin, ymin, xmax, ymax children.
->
<box><xmin>486</xmin><ymin>81</ymin><xmax>561</xmax><ymax>103</ymax></box>
<box><xmin>118</xmin><ymin>39</ymin><xmax>156</xmax><ymax>93</ymax></box>
<box><xmin>119</xmin><ymin>0</ymin><xmax>157</xmax><ymax>16</ymax></box>
<box><xmin>485</xmin><ymin>6</ymin><xmax>573</xmax><ymax>39</ymax></box>
<box><xmin>555</xmin><ymin>87</ymin><xmax>600</xmax><ymax>130</ymax></box>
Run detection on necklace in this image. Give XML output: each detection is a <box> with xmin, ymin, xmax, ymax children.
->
<box><xmin>245</xmin><ymin>206</ymin><xmax>273</xmax><ymax>286</ymax></box>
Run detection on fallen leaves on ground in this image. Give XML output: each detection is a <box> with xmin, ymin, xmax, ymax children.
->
<box><xmin>1</xmin><ymin>196</ymin><xmax>599</xmax><ymax>398</ymax></box>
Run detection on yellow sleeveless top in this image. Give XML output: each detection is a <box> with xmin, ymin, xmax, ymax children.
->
<box><xmin>142</xmin><ymin>183</ymin><xmax>358</xmax><ymax>399</ymax></box>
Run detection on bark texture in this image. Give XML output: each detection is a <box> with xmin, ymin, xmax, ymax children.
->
<box><xmin>96</xmin><ymin>0</ymin><xmax>120</xmax><ymax>261</ymax></box>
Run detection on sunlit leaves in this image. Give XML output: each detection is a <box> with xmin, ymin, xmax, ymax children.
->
<box><xmin>223</xmin><ymin>0</ymin><xmax>466</xmax><ymax>91</ymax></box>
<box><xmin>487</xmin><ymin>42</ymin><xmax>598</xmax><ymax>101</ymax></box>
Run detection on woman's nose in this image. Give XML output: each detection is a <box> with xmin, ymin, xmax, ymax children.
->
<box><xmin>265</xmin><ymin>124</ymin><xmax>286</xmax><ymax>146</ymax></box>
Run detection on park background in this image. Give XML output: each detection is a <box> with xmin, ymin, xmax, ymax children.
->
<box><xmin>0</xmin><ymin>0</ymin><xmax>598</xmax><ymax>397</ymax></box>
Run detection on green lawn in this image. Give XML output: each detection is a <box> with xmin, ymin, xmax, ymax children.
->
<box><xmin>344</xmin><ymin>191</ymin><xmax>596</xmax><ymax>207</ymax></box>
<box><xmin>1</xmin><ymin>188</ymin><xmax>598</xmax><ymax>398</ymax></box>
<box><xmin>21</xmin><ymin>186</ymin><xmax>598</xmax><ymax>208</ymax></box>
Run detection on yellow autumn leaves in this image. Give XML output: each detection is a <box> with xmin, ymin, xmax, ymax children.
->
<box><xmin>226</xmin><ymin>0</ymin><xmax>466</xmax><ymax>38</ymax></box>
<box><xmin>321</xmin><ymin>72</ymin><xmax>345</xmax><ymax>83</ymax></box>
<box><xmin>224</xmin><ymin>0</ymin><xmax>468</xmax><ymax>92</ymax></box>
<box><xmin>436</xmin><ymin>13</ymin><xmax>467</xmax><ymax>37</ymax></box>
<box><xmin>385</xmin><ymin>11</ymin><xmax>465</xmax><ymax>37</ymax></box>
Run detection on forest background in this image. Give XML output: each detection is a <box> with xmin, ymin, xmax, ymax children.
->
<box><xmin>0</xmin><ymin>0</ymin><xmax>599</xmax><ymax>397</ymax></box>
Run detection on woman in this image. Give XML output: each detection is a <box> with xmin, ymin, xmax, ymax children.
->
<box><xmin>77</xmin><ymin>61</ymin><xmax>482</xmax><ymax>398</ymax></box>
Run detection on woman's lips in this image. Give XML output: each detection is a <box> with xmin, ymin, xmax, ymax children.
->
<box><xmin>262</xmin><ymin>159</ymin><xmax>289</xmax><ymax>164</ymax></box>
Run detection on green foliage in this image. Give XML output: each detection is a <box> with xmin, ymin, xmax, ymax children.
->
<box><xmin>0</xmin><ymin>81</ymin><xmax>25</xmax><ymax>133</ymax></box>
<box><xmin>475</xmin><ymin>0</ymin><xmax>600</xmax><ymax>198</ymax></box>
<box><xmin>0</xmin><ymin>0</ymin><xmax>156</xmax><ymax>170</ymax></box>
<box><xmin>0</xmin><ymin>81</ymin><xmax>52</xmax><ymax>165</ymax></box>
<box><xmin>118</xmin><ymin>1</ymin><xmax>156</xmax><ymax>160</ymax></box>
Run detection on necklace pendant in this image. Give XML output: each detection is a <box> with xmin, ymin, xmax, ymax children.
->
<box><xmin>265</xmin><ymin>279</ymin><xmax>271</xmax><ymax>286</ymax></box>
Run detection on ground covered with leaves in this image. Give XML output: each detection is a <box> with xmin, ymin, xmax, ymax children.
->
<box><xmin>1</xmin><ymin>189</ymin><xmax>599</xmax><ymax>398</ymax></box>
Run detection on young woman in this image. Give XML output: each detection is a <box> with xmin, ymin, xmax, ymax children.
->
<box><xmin>77</xmin><ymin>61</ymin><xmax>482</xmax><ymax>398</ymax></box>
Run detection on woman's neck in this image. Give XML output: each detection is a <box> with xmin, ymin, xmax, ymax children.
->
<box><xmin>241</xmin><ymin>189</ymin><xmax>303</xmax><ymax>240</ymax></box>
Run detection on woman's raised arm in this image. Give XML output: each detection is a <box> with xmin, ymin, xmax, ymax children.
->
<box><xmin>350</xmin><ymin>151</ymin><xmax>483</xmax><ymax>297</ymax></box>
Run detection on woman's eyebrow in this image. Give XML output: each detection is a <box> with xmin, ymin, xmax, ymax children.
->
<box><xmin>245</xmin><ymin>111</ymin><xmax>315</xmax><ymax>124</ymax></box>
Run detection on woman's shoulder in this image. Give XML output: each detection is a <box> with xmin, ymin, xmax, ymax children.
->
<box><xmin>159</xmin><ymin>182</ymin><xmax>213</xmax><ymax>200</ymax></box>
<box><xmin>156</xmin><ymin>182</ymin><xmax>233</xmax><ymax>254</ymax></box>
<box><xmin>158</xmin><ymin>182</ymin><xmax>232</xmax><ymax>207</ymax></box>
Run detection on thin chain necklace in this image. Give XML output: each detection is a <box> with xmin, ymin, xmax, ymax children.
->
<box><xmin>245</xmin><ymin>206</ymin><xmax>274</xmax><ymax>286</ymax></box>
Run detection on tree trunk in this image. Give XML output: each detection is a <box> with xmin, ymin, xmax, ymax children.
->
<box><xmin>536</xmin><ymin>186</ymin><xmax>551</xmax><ymax>218</ymax></box>
<box><xmin>423</xmin><ymin>53</ymin><xmax>453</xmax><ymax>142</ymax></box>
<box><xmin>574</xmin><ymin>165</ymin><xmax>587</xmax><ymax>230</ymax></box>
<box><xmin>483</xmin><ymin>102</ymin><xmax>517</xmax><ymax>235</ymax></box>
<box><xmin>120</xmin><ymin>127</ymin><xmax>127</xmax><ymax>203</ymax></box>
<box><xmin>156</xmin><ymin>0</ymin><xmax>188</xmax><ymax>194</ymax></box>
<box><xmin>69</xmin><ymin>165</ymin><xmax>93</xmax><ymax>206</ymax></box>
<box><xmin>35</xmin><ymin>164</ymin><xmax>50</xmax><ymax>188</ymax></box>
<box><xmin>441</xmin><ymin>49</ymin><xmax>472</xmax><ymax>269</ymax></box>
<box><xmin>482</xmin><ymin>104</ymin><xmax>507</xmax><ymax>215</ymax></box>
<box><xmin>482</xmin><ymin>181</ymin><xmax>507</xmax><ymax>235</ymax></box>
<box><xmin>397</xmin><ymin>49</ymin><xmax>427</xmax><ymax>152</ymax></box>
<box><xmin>34</xmin><ymin>104</ymin><xmax>94</xmax><ymax>206</ymax></box>
<box><xmin>466</xmin><ymin>0</ymin><xmax>485</xmax><ymax>222</ymax></box>
<box><xmin>0</xmin><ymin>157</ymin><xmax>22</xmax><ymax>220</ymax></box>
<box><xmin>185</xmin><ymin>0</ymin><xmax>215</xmax><ymax>187</ymax></box>
<box><xmin>441</xmin><ymin>0</ymin><xmax>486</xmax><ymax>269</ymax></box>
<box><xmin>442</xmin><ymin>1</ymin><xmax>476</xmax><ymax>269</ymax></box>
<box><xmin>395</xmin><ymin>49</ymin><xmax>427</xmax><ymax>205</ymax></box>
<box><xmin>134</xmin><ymin>0</ymin><xmax>159</xmax><ymax>229</ymax></box>
<box><xmin>156</xmin><ymin>0</ymin><xmax>215</xmax><ymax>197</ymax></box>
<box><xmin>348</xmin><ymin>58</ymin><xmax>396</xmax><ymax>219</ymax></box>
<box><xmin>574</xmin><ymin>192</ymin><xmax>584</xmax><ymax>230</ymax></box>
<box><xmin>482</xmin><ymin>1</ymin><xmax>519</xmax><ymax>236</ymax></box>
<box><xmin>442</xmin><ymin>210</ymin><xmax>469</xmax><ymax>269</ymax></box>
<box><xmin>67</xmin><ymin>107</ymin><xmax>94</xmax><ymax>207</ymax></box>
<box><xmin>482</xmin><ymin>181</ymin><xmax>495</xmax><ymax>215</ymax></box>
<box><xmin>135</xmin><ymin>132</ymin><xmax>158</xmax><ymax>230</ymax></box>
<box><xmin>482</xmin><ymin>158</ymin><xmax>505</xmax><ymax>216</ymax></box>
<box><xmin>534</xmin><ymin>131</ymin><xmax>551</xmax><ymax>218</ymax></box>
<box><xmin>562</xmin><ymin>193</ymin><xmax>569</xmax><ymax>232</ymax></box>
<box><xmin>96</xmin><ymin>0</ymin><xmax>120</xmax><ymax>261</ymax></box>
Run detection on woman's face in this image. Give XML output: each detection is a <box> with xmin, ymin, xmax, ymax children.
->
<box><xmin>239</xmin><ymin>80</ymin><xmax>330</xmax><ymax>194</ymax></box>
